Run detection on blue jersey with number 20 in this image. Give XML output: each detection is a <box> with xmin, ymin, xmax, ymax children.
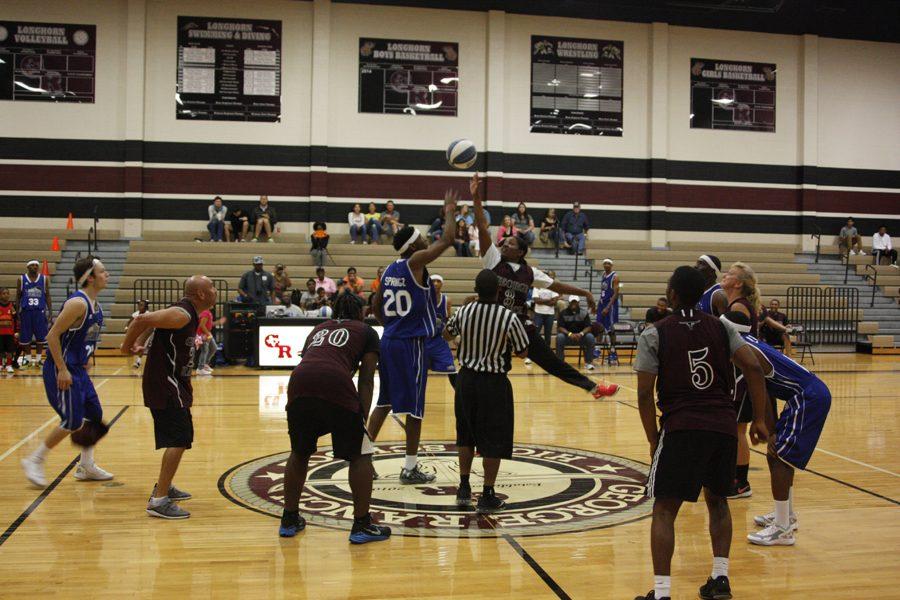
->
<box><xmin>380</xmin><ymin>259</ymin><xmax>435</xmax><ymax>339</ymax></box>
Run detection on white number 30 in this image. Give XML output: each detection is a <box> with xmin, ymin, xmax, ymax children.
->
<box><xmin>688</xmin><ymin>347</ymin><xmax>714</xmax><ymax>390</ymax></box>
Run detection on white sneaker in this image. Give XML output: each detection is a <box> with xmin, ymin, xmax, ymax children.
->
<box><xmin>859</xmin><ymin>250</ymin><xmax>866</xmax><ymax>255</ymax></box>
<box><xmin>850</xmin><ymin>249</ymin><xmax>857</xmax><ymax>255</ymax></box>
<box><xmin>74</xmin><ymin>462</ymin><xmax>114</xmax><ymax>481</ymax></box>
<box><xmin>199</xmin><ymin>366</ymin><xmax>213</xmax><ymax>375</ymax></box>
<box><xmin>748</xmin><ymin>523</ymin><xmax>795</xmax><ymax>546</ymax></box>
<box><xmin>523</xmin><ymin>358</ymin><xmax>532</xmax><ymax>365</ymax></box>
<box><xmin>754</xmin><ymin>512</ymin><xmax>798</xmax><ymax>531</ymax></box>
<box><xmin>22</xmin><ymin>455</ymin><xmax>47</xmax><ymax>487</ymax></box>
<box><xmin>5</xmin><ymin>365</ymin><xmax>13</xmax><ymax>373</ymax></box>
<box><xmin>585</xmin><ymin>362</ymin><xmax>595</xmax><ymax>371</ymax></box>
<box><xmin>350</xmin><ymin>240</ymin><xmax>356</xmax><ymax>244</ymax></box>
<box><xmin>133</xmin><ymin>357</ymin><xmax>141</xmax><ymax>369</ymax></box>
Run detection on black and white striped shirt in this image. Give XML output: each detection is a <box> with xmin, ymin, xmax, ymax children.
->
<box><xmin>445</xmin><ymin>301</ymin><xmax>529</xmax><ymax>373</ymax></box>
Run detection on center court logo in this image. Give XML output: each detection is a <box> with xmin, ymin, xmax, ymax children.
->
<box><xmin>220</xmin><ymin>442</ymin><xmax>651</xmax><ymax>538</ymax></box>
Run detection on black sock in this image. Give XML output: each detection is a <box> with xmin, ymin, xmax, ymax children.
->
<box><xmin>282</xmin><ymin>509</ymin><xmax>299</xmax><ymax>520</ymax></box>
<box><xmin>735</xmin><ymin>464</ymin><xmax>749</xmax><ymax>484</ymax></box>
<box><xmin>448</xmin><ymin>373</ymin><xmax>457</xmax><ymax>389</ymax></box>
<box><xmin>483</xmin><ymin>485</ymin><xmax>495</xmax><ymax>497</ymax></box>
<box><xmin>353</xmin><ymin>514</ymin><xmax>370</xmax><ymax>528</ymax></box>
<box><xmin>460</xmin><ymin>474</ymin><xmax>470</xmax><ymax>487</ymax></box>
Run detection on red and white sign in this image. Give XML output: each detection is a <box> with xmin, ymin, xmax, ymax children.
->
<box><xmin>257</xmin><ymin>323</ymin><xmax>383</xmax><ymax>368</ymax></box>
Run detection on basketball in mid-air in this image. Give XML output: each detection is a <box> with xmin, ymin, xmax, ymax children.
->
<box><xmin>446</xmin><ymin>139</ymin><xmax>477</xmax><ymax>169</ymax></box>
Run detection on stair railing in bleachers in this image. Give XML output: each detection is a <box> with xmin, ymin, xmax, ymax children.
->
<box><xmin>863</xmin><ymin>265</ymin><xmax>878</xmax><ymax>307</ymax></box>
<box><xmin>811</xmin><ymin>223</ymin><xmax>822</xmax><ymax>264</ymax></box>
<box><xmin>786</xmin><ymin>286</ymin><xmax>859</xmax><ymax>345</ymax></box>
<box><xmin>133</xmin><ymin>278</ymin><xmax>231</xmax><ymax>343</ymax></box>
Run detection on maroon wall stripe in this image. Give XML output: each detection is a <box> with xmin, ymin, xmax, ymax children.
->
<box><xmin>0</xmin><ymin>165</ymin><xmax>125</xmax><ymax>193</ymax></box>
<box><xmin>142</xmin><ymin>168</ymin><xmax>309</xmax><ymax>196</ymax></box>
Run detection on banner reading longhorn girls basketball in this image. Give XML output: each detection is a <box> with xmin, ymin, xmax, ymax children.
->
<box><xmin>690</xmin><ymin>58</ymin><xmax>777</xmax><ymax>132</ymax></box>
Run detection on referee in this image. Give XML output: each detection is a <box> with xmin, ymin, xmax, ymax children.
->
<box><xmin>444</xmin><ymin>269</ymin><xmax>529</xmax><ymax>514</ymax></box>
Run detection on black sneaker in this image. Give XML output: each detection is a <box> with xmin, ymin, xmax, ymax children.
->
<box><xmin>476</xmin><ymin>493</ymin><xmax>506</xmax><ymax>514</ymax></box>
<box><xmin>699</xmin><ymin>576</ymin><xmax>732</xmax><ymax>600</ymax></box>
<box><xmin>727</xmin><ymin>481</ymin><xmax>752</xmax><ymax>499</ymax></box>
<box><xmin>634</xmin><ymin>592</ymin><xmax>669</xmax><ymax>600</ymax></box>
<box><xmin>349</xmin><ymin>515</ymin><xmax>391</xmax><ymax>544</ymax></box>
<box><xmin>279</xmin><ymin>511</ymin><xmax>306</xmax><ymax>538</ymax></box>
<box><xmin>399</xmin><ymin>464</ymin><xmax>436</xmax><ymax>484</ymax></box>
<box><xmin>456</xmin><ymin>483</ymin><xmax>472</xmax><ymax>507</ymax></box>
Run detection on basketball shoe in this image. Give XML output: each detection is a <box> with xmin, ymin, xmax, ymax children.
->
<box><xmin>456</xmin><ymin>482</ymin><xmax>472</xmax><ymax>506</ymax></box>
<box><xmin>748</xmin><ymin>524</ymin><xmax>795</xmax><ymax>546</ymax></box>
<box><xmin>279</xmin><ymin>511</ymin><xmax>307</xmax><ymax>537</ymax></box>
<box><xmin>349</xmin><ymin>514</ymin><xmax>391</xmax><ymax>544</ymax></box>
<box><xmin>151</xmin><ymin>483</ymin><xmax>192</xmax><ymax>501</ymax></box>
<box><xmin>147</xmin><ymin>498</ymin><xmax>190</xmax><ymax>519</ymax></box>
<box><xmin>591</xmin><ymin>382</ymin><xmax>619</xmax><ymax>399</ymax></box>
<box><xmin>754</xmin><ymin>511</ymin><xmax>798</xmax><ymax>531</ymax></box>
<box><xmin>400</xmin><ymin>464</ymin><xmax>435</xmax><ymax>484</ymax></box>
<box><xmin>21</xmin><ymin>455</ymin><xmax>47</xmax><ymax>487</ymax></box>
<box><xmin>727</xmin><ymin>481</ymin><xmax>752</xmax><ymax>498</ymax></box>
<box><xmin>634</xmin><ymin>592</ymin><xmax>669</xmax><ymax>600</ymax></box>
<box><xmin>699</xmin><ymin>576</ymin><xmax>732</xmax><ymax>600</ymax></box>
<box><xmin>476</xmin><ymin>493</ymin><xmax>506</xmax><ymax>514</ymax></box>
<box><xmin>74</xmin><ymin>463</ymin><xmax>114</xmax><ymax>481</ymax></box>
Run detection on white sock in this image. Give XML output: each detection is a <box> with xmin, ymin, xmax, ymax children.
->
<box><xmin>149</xmin><ymin>495</ymin><xmax>168</xmax><ymax>507</ymax></box>
<box><xmin>80</xmin><ymin>445</ymin><xmax>94</xmax><ymax>467</ymax></box>
<box><xmin>711</xmin><ymin>556</ymin><xmax>729</xmax><ymax>579</ymax></box>
<box><xmin>403</xmin><ymin>455</ymin><xmax>418</xmax><ymax>471</ymax></box>
<box><xmin>774</xmin><ymin>499</ymin><xmax>791</xmax><ymax>528</ymax></box>
<box><xmin>32</xmin><ymin>442</ymin><xmax>50</xmax><ymax>462</ymax></box>
<box><xmin>654</xmin><ymin>575</ymin><xmax>671</xmax><ymax>599</ymax></box>
<box><xmin>788</xmin><ymin>486</ymin><xmax>794</xmax><ymax>515</ymax></box>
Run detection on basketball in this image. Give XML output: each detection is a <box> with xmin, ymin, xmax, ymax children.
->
<box><xmin>446</xmin><ymin>139</ymin><xmax>477</xmax><ymax>169</ymax></box>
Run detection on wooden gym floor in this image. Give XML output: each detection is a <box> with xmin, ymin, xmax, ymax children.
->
<box><xmin>0</xmin><ymin>354</ymin><xmax>897</xmax><ymax>599</ymax></box>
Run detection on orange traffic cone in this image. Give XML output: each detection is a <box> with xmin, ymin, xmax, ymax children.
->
<box><xmin>66</xmin><ymin>212</ymin><xmax>74</xmax><ymax>230</ymax></box>
<box><xmin>51</xmin><ymin>236</ymin><xmax>60</xmax><ymax>251</ymax></box>
<box><xmin>41</xmin><ymin>260</ymin><xmax>50</xmax><ymax>277</ymax></box>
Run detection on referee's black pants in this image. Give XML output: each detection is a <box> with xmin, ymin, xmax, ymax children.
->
<box><xmin>527</xmin><ymin>329</ymin><xmax>595</xmax><ymax>392</ymax></box>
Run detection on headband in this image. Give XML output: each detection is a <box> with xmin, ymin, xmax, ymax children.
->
<box><xmin>602</xmin><ymin>258</ymin><xmax>613</xmax><ymax>265</ymax></box>
<box><xmin>430</xmin><ymin>274</ymin><xmax>443</xmax><ymax>283</ymax></box>
<box><xmin>26</xmin><ymin>260</ymin><xmax>40</xmax><ymax>267</ymax></box>
<box><xmin>699</xmin><ymin>255</ymin><xmax>721</xmax><ymax>275</ymax></box>
<box><xmin>78</xmin><ymin>258</ymin><xmax>100</xmax><ymax>287</ymax></box>
<box><xmin>398</xmin><ymin>228</ymin><xmax>421</xmax><ymax>254</ymax></box>
<box><xmin>720</xmin><ymin>314</ymin><xmax>751</xmax><ymax>333</ymax></box>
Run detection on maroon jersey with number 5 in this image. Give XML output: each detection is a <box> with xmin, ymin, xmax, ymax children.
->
<box><xmin>287</xmin><ymin>319</ymin><xmax>380</xmax><ymax>412</ymax></box>
<box><xmin>655</xmin><ymin>310</ymin><xmax>736</xmax><ymax>437</ymax></box>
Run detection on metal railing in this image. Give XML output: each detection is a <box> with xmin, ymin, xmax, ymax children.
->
<box><xmin>811</xmin><ymin>223</ymin><xmax>822</xmax><ymax>264</ymax></box>
<box><xmin>863</xmin><ymin>265</ymin><xmax>879</xmax><ymax>307</ymax></box>
<box><xmin>133</xmin><ymin>278</ymin><xmax>231</xmax><ymax>341</ymax></box>
<box><xmin>786</xmin><ymin>286</ymin><xmax>859</xmax><ymax>345</ymax></box>
<box><xmin>843</xmin><ymin>251</ymin><xmax>852</xmax><ymax>284</ymax></box>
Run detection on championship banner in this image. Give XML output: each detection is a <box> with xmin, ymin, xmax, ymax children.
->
<box><xmin>690</xmin><ymin>58</ymin><xmax>776</xmax><ymax>132</ymax></box>
<box><xmin>176</xmin><ymin>16</ymin><xmax>281</xmax><ymax>122</ymax></box>
<box><xmin>0</xmin><ymin>21</ymin><xmax>96</xmax><ymax>103</ymax></box>
<box><xmin>358</xmin><ymin>38</ymin><xmax>459</xmax><ymax>116</ymax></box>
<box><xmin>530</xmin><ymin>35</ymin><xmax>624</xmax><ymax>136</ymax></box>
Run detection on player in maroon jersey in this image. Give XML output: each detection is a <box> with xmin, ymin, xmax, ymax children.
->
<box><xmin>633</xmin><ymin>266</ymin><xmax>768</xmax><ymax>600</ymax></box>
<box><xmin>279</xmin><ymin>292</ymin><xmax>390</xmax><ymax>545</ymax></box>
<box><xmin>469</xmin><ymin>174</ymin><xmax>617</xmax><ymax>399</ymax></box>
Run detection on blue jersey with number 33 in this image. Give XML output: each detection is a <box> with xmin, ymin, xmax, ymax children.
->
<box><xmin>380</xmin><ymin>259</ymin><xmax>436</xmax><ymax>339</ymax></box>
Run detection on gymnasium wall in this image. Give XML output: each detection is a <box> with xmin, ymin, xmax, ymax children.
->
<box><xmin>0</xmin><ymin>0</ymin><xmax>897</xmax><ymax>246</ymax></box>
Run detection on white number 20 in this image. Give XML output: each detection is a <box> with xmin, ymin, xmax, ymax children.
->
<box><xmin>382</xmin><ymin>289</ymin><xmax>412</xmax><ymax>317</ymax></box>
<box><xmin>688</xmin><ymin>347</ymin><xmax>714</xmax><ymax>390</ymax></box>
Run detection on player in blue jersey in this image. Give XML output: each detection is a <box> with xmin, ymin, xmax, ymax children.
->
<box><xmin>593</xmin><ymin>259</ymin><xmax>620</xmax><ymax>365</ymax></box>
<box><xmin>16</xmin><ymin>259</ymin><xmax>52</xmax><ymax>368</ymax></box>
<box><xmin>427</xmin><ymin>274</ymin><xmax>457</xmax><ymax>386</ymax></box>
<box><xmin>695</xmin><ymin>254</ymin><xmax>727</xmax><ymax>316</ymax></box>
<box><xmin>721</xmin><ymin>311</ymin><xmax>832</xmax><ymax>547</ymax></box>
<box><xmin>22</xmin><ymin>256</ymin><xmax>114</xmax><ymax>488</ymax></box>
<box><xmin>366</xmin><ymin>190</ymin><xmax>458</xmax><ymax>484</ymax></box>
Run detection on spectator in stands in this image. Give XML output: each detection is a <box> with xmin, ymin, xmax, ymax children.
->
<box><xmin>365</xmin><ymin>202</ymin><xmax>382</xmax><ymax>244</ymax></box>
<box><xmin>299</xmin><ymin>278</ymin><xmax>318</xmax><ymax>306</ymax></box>
<box><xmin>532</xmin><ymin>269</ymin><xmax>559</xmax><ymax>346</ymax></box>
<box><xmin>497</xmin><ymin>215</ymin><xmax>515</xmax><ymax>245</ymax></box>
<box><xmin>273</xmin><ymin>264</ymin><xmax>292</xmax><ymax>298</ymax></box>
<box><xmin>540</xmin><ymin>208</ymin><xmax>558</xmax><ymax>246</ymax></box>
<box><xmin>456</xmin><ymin>204</ymin><xmax>474</xmax><ymax>228</ymax></box>
<box><xmin>342</xmin><ymin>267</ymin><xmax>366</xmax><ymax>297</ymax></box>
<box><xmin>195</xmin><ymin>306</ymin><xmax>217</xmax><ymax>375</ymax></box>
<box><xmin>207</xmin><ymin>196</ymin><xmax>227</xmax><ymax>242</ymax></box>
<box><xmin>252</xmin><ymin>195</ymin><xmax>278</xmax><ymax>242</ymax></box>
<box><xmin>454</xmin><ymin>214</ymin><xmax>471</xmax><ymax>257</ymax></box>
<box><xmin>313</xmin><ymin>266</ymin><xmax>337</xmax><ymax>297</ymax></box>
<box><xmin>380</xmin><ymin>201</ymin><xmax>401</xmax><ymax>241</ymax></box>
<box><xmin>309</xmin><ymin>288</ymin><xmax>334</xmax><ymax>318</ymax></box>
<box><xmin>839</xmin><ymin>217</ymin><xmax>864</xmax><ymax>257</ymax></box>
<box><xmin>560</xmin><ymin>202</ymin><xmax>589</xmax><ymax>255</ymax></box>
<box><xmin>226</xmin><ymin>206</ymin><xmax>250</xmax><ymax>242</ymax></box>
<box><xmin>370</xmin><ymin>266</ymin><xmax>385</xmax><ymax>295</ymax></box>
<box><xmin>760</xmin><ymin>298</ymin><xmax>792</xmax><ymax>355</ymax></box>
<box><xmin>427</xmin><ymin>208</ymin><xmax>445</xmax><ymax>244</ymax></box>
<box><xmin>280</xmin><ymin>291</ymin><xmax>304</xmax><ymax>317</ymax></box>
<box><xmin>511</xmin><ymin>203</ymin><xmax>536</xmax><ymax>246</ymax></box>
<box><xmin>556</xmin><ymin>295</ymin><xmax>597</xmax><ymax>370</ymax></box>
<box><xmin>872</xmin><ymin>225</ymin><xmax>898</xmax><ymax>266</ymax></box>
<box><xmin>644</xmin><ymin>297</ymin><xmax>672</xmax><ymax>327</ymax></box>
<box><xmin>310</xmin><ymin>221</ymin><xmax>329</xmax><ymax>267</ymax></box>
<box><xmin>239</xmin><ymin>256</ymin><xmax>275</xmax><ymax>306</ymax></box>
<box><xmin>348</xmin><ymin>203</ymin><xmax>368</xmax><ymax>244</ymax></box>
<box><xmin>468</xmin><ymin>221</ymin><xmax>480</xmax><ymax>256</ymax></box>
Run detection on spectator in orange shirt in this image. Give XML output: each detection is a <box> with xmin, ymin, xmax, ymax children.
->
<box><xmin>342</xmin><ymin>267</ymin><xmax>366</xmax><ymax>297</ymax></box>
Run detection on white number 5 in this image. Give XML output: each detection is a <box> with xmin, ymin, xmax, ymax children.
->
<box><xmin>688</xmin><ymin>347</ymin><xmax>714</xmax><ymax>390</ymax></box>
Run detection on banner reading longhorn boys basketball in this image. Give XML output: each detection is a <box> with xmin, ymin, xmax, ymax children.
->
<box><xmin>530</xmin><ymin>35</ymin><xmax>624</xmax><ymax>136</ymax></box>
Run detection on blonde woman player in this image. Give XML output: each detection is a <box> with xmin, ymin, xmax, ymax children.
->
<box><xmin>721</xmin><ymin>261</ymin><xmax>761</xmax><ymax>499</ymax></box>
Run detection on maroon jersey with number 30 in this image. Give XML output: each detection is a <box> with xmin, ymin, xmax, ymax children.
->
<box><xmin>655</xmin><ymin>310</ymin><xmax>736</xmax><ymax>437</ymax></box>
<box><xmin>287</xmin><ymin>319</ymin><xmax>380</xmax><ymax>412</ymax></box>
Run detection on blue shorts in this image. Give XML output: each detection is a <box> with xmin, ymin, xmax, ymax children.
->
<box><xmin>19</xmin><ymin>310</ymin><xmax>48</xmax><ymax>345</ymax></box>
<box><xmin>376</xmin><ymin>336</ymin><xmax>427</xmax><ymax>419</ymax></box>
<box><xmin>43</xmin><ymin>361</ymin><xmax>102</xmax><ymax>431</ymax></box>
<box><xmin>425</xmin><ymin>335</ymin><xmax>456</xmax><ymax>373</ymax></box>
<box><xmin>774</xmin><ymin>380</ymin><xmax>831</xmax><ymax>470</ymax></box>
<box><xmin>595</xmin><ymin>301</ymin><xmax>618</xmax><ymax>331</ymax></box>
